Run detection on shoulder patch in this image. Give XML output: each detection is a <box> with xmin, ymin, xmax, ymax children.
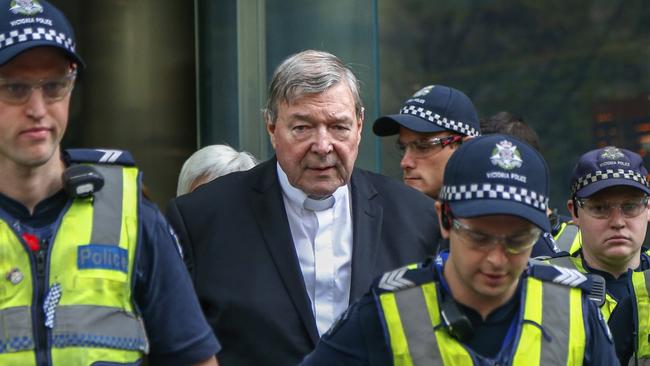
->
<box><xmin>64</xmin><ymin>149</ymin><xmax>135</xmax><ymax>166</ymax></box>
<box><xmin>550</xmin><ymin>266</ymin><xmax>588</xmax><ymax>287</ymax></box>
<box><xmin>529</xmin><ymin>259</ymin><xmax>605</xmax><ymax>306</ymax></box>
<box><xmin>529</xmin><ymin>263</ymin><xmax>587</xmax><ymax>287</ymax></box>
<box><xmin>377</xmin><ymin>266</ymin><xmax>415</xmax><ymax>292</ymax></box>
<box><xmin>373</xmin><ymin>262</ymin><xmax>437</xmax><ymax>293</ymax></box>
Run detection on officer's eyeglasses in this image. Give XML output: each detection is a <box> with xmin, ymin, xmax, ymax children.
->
<box><xmin>575</xmin><ymin>196</ymin><xmax>649</xmax><ymax>219</ymax></box>
<box><xmin>452</xmin><ymin>219</ymin><xmax>541</xmax><ymax>255</ymax></box>
<box><xmin>395</xmin><ymin>135</ymin><xmax>462</xmax><ymax>158</ymax></box>
<box><xmin>0</xmin><ymin>71</ymin><xmax>77</xmax><ymax>105</ymax></box>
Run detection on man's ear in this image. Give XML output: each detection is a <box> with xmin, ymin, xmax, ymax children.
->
<box><xmin>567</xmin><ymin>199</ymin><xmax>579</xmax><ymax>224</ymax></box>
<box><xmin>356</xmin><ymin>107</ymin><xmax>364</xmax><ymax>140</ymax></box>
<box><xmin>435</xmin><ymin>201</ymin><xmax>450</xmax><ymax>239</ymax></box>
<box><xmin>266</xmin><ymin>117</ymin><xmax>277</xmax><ymax>149</ymax></box>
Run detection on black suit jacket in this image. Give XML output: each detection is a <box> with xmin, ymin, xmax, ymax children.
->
<box><xmin>165</xmin><ymin>158</ymin><xmax>440</xmax><ymax>366</ymax></box>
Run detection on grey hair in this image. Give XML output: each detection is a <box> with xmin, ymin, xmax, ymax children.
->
<box><xmin>264</xmin><ymin>49</ymin><xmax>363</xmax><ymax>124</ymax></box>
<box><xmin>176</xmin><ymin>144</ymin><xmax>259</xmax><ymax>196</ymax></box>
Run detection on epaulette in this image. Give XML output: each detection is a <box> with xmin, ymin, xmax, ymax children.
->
<box><xmin>63</xmin><ymin>148</ymin><xmax>136</xmax><ymax>166</ymax></box>
<box><xmin>528</xmin><ymin>261</ymin><xmax>606</xmax><ymax>306</ymax></box>
<box><xmin>372</xmin><ymin>258</ymin><xmax>437</xmax><ymax>295</ymax></box>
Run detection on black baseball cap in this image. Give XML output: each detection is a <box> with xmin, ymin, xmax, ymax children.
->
<box><xmin>440</xmin><ymin>134</ymin><xmax>550</xmax><ymax>231</ymax></box>
<box><xmin>571</xmin><ymin>146</ymin><xmax>650</xmax><ymax>198</ymax></box>
<box><xmin>373</xmin><ymin>84</ymin><xmax>480</xmax><ymax>137</ymax></box>
<box><xmin>0</xmin><ymin>0</ymin><xmax>84</xmax><ymax>68</ymax></box>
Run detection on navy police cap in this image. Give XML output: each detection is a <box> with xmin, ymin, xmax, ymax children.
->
<box><xmin>571</xmin><ymin>146</ymin><xmax>650</xmax><ymax>198</ymax></box>
<box><xmin>0</xmin><ymin>0</ymin><xmax>84</xmax><ymax>68</ymax></box>
<box><xmin>373</xmin><ymin>84</ymin><xmax>480</xmax><ymax>137</ymax></box>
<box><xmin>439</xmin><ymin>134</ymin><xmax>550</xmax><ymax>232</ymax></box>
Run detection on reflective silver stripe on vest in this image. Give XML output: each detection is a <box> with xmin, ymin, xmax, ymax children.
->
<box><xmin>91</xmin><ymin>165</ymin><xmax>123</xmax><ymax>245</ymax></box>
<box><xmin>393</xmin><ymin>286</ymin><xmax>443</xmax><ymax>366</ymax></box>
<box><xmin>540</xmin><ymin>282</ymin><xmax>571</xmax><ymax>364</ymax></box>
<box><xmin>52</xmin><ymin>305</ymin><xmax>148</xmax><ymax>352</ymax></box>
<box><xmin>0</xmin><ymin>306</ymin><xmax>34</xmax><ymax>353</ymax></box>
<box><xmin>548</xmin><ymin>256</ymin><xmax>577</xmax><ymax>271</ymax></box>
<box><xmin>555</xmin><ymin>225</ymin><xmax>579</xmax><ymax>252</ymax></box>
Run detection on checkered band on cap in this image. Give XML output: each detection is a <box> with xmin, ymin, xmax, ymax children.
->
<box><xmin>571</xmin><ymin>169</ymin><xmax>650</xmax><ymax>195</ymax></box>
<box><xmin>440</xmin><ymin>183</ymin><xmax>549</xmax><ymax>211</ymax></box>
<box><xmin>0</xmin><ymin>26</ymin><xmax>75</xmax><ymax>53</ymax></box>
<box><xmin>399</xmin><ymin>105</ymin><xmax>480</xmax><ymax>137</ymax></box>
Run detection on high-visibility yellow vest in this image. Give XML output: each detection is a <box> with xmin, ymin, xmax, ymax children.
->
<box><xmin>378</xmin><ymin>268</ymin><xmax>587</xmax><ymax>365</ymax></box>
<box><xmin>0</xmin><ymin>164</ymin><xmax>148</xmax><ymax>366</ymax></box>
<box><xmin>631</xmin><ymin>270</ymin><xmax>650</xmax><ymax>365</ymax></box>
<box><xmin>553</xmin><ymin>222</ymin><xmax>581</xmax><ymax>254</ymax></box>
<box><xmin>546</xmin><ymin>255</ymin><xmax>618</xmax><ymax>321</ymax></box>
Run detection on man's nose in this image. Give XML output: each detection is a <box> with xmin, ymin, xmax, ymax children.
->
<box><xmin>311</xmin><ymin>128</ymin><xmax>333</xmax><ymax>155</ymax></box>
<box><xmin>25</xmin><ymin>88</ymin><xmax>47</xmax><ymax>120</ymax></box>
<box><xmin>609</xmin><ymin>206</ymin><xmax>627</xmax><ymax>228</ymax></box>
<box><xmin>485</xmin><ymin>239</ymin><xmax>509</xmax><ymax>266</ymax></box>
<box><xmin>400</xmin><ymin>150</ymin><xmax>415</xmax><ymax>170</ymax></box>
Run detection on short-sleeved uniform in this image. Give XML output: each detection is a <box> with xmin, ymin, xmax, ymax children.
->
<box><xmin>0</xmin><ymin>189</ymin><xmax>220</xmax><ymax>365</ymax></box>
<box><xmin>300</xmin><ymin>258</ymin><xmax>618</xmax><ymax>366</ymax></box>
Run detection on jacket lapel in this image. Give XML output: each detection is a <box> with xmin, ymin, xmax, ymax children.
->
<box><xmin>249</xmin><ymin>159</ymin><xmax>320</xmax><ymax>344</ymax></box>
<box><xmin>349</xmin><ymin>170</ymin><xmax>383</xmax><ymax>300</ymax></box>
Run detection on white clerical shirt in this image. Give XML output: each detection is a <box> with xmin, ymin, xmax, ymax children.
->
<box><xmin>277</xmin><ymin>163</ymin><xmax>353</xmax><ymax>336</ymax></box>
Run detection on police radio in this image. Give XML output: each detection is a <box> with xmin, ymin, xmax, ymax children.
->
<box><xmin>62</xmin><ymin>165</ymin><xmax>104</xmax><ymax>198</ymax></box>
<box><xmin>439</xmin><ymin>293</ymin><xmax>474</xmax><ymax>342</ymax></box>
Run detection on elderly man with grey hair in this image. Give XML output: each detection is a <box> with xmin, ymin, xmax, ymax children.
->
<box><xmin>176</xmin><ymin>144</ymin><xmax>258</xmax><ymax>196</ymax></box>
<box><xmin>166</xmin><ymin>50</ymin><xmax>440</xmax><ymax>365</ymax></box>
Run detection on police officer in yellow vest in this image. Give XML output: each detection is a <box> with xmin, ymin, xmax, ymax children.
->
<box><xmin>0</xmin><ymin>1</ymin><xmax>219</xmax><ymax>365</ymax></box>
<box><xmin>546</xmin><ymin>146</ymin><xmax>650</xmax><ymax>322</ymax></box>
<box><xmin>546</xmin><ymin>146</ymin><xmax>650</xmax><ymax>365</ymax></box>
<box><xmin>551</xmin><ymin>219</ymin><xmax>582</xmax><ymax>254</ymax></box>
<box><xmin>300</xmin><ymin>134</ymin><xmax>617</xmax><ymax>365</ymax></box>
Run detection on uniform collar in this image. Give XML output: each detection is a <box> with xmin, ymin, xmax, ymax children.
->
<box><xmin>0</xmin><ymin>190</ymin><xmax>68</xmax><ymax>228</ymax></box>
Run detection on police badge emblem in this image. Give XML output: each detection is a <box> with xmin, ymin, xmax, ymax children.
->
<box><xmin>412</xmin><ymin>85</ymin><xmax>434</xmax><ymax>98</ymax></box>
<box><xmin>10</xmin><ymin>0</ymin><xmax>43</xmax><ymax>15</ymax></box>
<box><xmin>490</xmin><ymin>140</ymin><xmax>523</xmax><ymax>170</ymax></box>
<box><xmin>599</xmin><ymin>146</ymin><xmax>625</xmax><ymax>161</ymax></box>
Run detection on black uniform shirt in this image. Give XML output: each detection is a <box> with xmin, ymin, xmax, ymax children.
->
<box><xmin>609</xmin><ymin>295</ymin><xmax>634</xmax><ymax>365</ymax></box>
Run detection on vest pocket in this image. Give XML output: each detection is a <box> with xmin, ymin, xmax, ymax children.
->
<box><xmin>68</xmin><ymin>275</ymin><xmax>130</xmax><ymax>307</ymax></box>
